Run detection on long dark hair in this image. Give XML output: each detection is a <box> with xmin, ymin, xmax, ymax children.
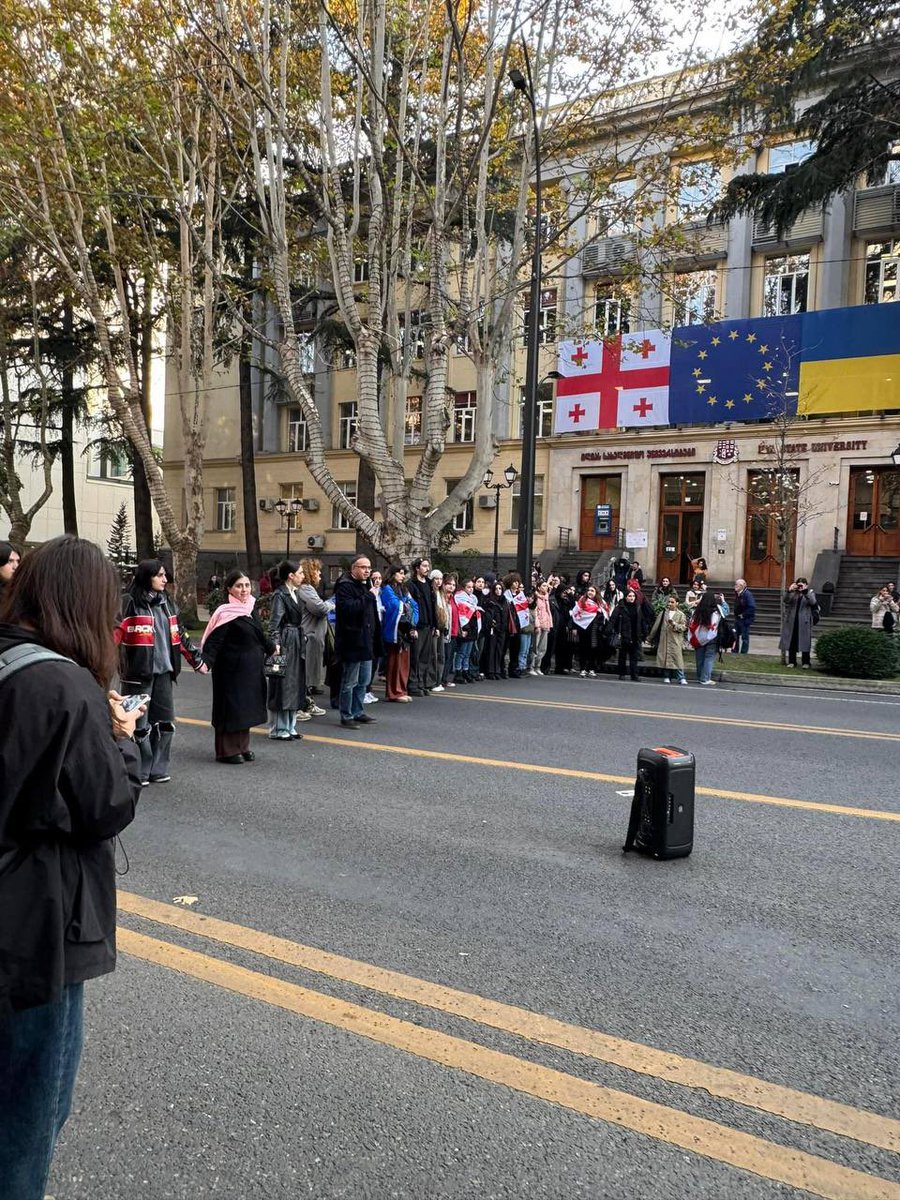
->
<box><xmin>0</xmin><ymin>541</ymin><xmax>17</xmax><ymax>568</ymax></box>
<box><xmin>695</xmin><ymin>591</ymin><xmax>719</xmax><ymax>626</ymax></box>
<box><xmin>384</xmin><ymin>563</ymin><xmax>408</xmax><ymax>593</ymax></box>
<box><xmin>130</xmin><ymin>558</ymin><xmax>166</xmax><ymax>598</ymax></box>
<box><xmin>277</xmin><ymin>560</ymin><xmax>299</xmax><ymax>584</ymax></box>
<box><xmin>0</xmin><ymin>535</ymin><xmax>120</xmax><ymax>685</ymax></box>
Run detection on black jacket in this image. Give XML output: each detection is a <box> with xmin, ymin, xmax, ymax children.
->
<box><xmin>408</xmin><ymin>575</ymin><xmax>437</xmax><ymax>630</ymax></box>
<box><xmin>117</xmin><ymin>589</ymin><xmax>202</xmax><ymax>684</ymax></box>
<box><xmin>334</xmin><ymin>575</ymin><xmax>382</xmax><ymax>664</ymax></box>
<box><xmin>0</xmin><ymin>625</ymin><xmax>142</xmax><ymax>1013</ymax></box>
<box><xmin>202</xmin><ymin>613</ymin><xmax>274</xmax><ymax>732</ymax></box>
<box><xmin>610</xmin><ymin>600</ymin><xmax>641</xmax><ymax>647</ymax></box>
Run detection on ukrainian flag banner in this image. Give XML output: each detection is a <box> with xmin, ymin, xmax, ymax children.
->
<box><xmin>799</xmin><ymin>305</ymin><xmax>900</xmax><ymax>415</ymax></box>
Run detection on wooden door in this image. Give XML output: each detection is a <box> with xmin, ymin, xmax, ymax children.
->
<box><xmin>847</xmin><ymin>468</ymin><xmax>900</xmax><ymax>556</ymax></box>
<box><xmin>744</xmin><ymin>470</ymin><xmax>797</xmax><ymax>588</ymax></box>
<box><xmin>579</xmin><ymin>475</ymin><xmax>621</xmax><ymax>552</ymax></box>
<box><xmin>656</xmin><ymin>473</ymin><xmax>705</xmax><ymax>584</ymax></box>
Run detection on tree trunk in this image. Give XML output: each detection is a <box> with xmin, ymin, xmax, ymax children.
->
<box><xmin>172</xmin><ymin>534</ymin><xmax>199</xmax><ymax>627</ymax></box>
<box><xmin>60</xmin><ymin>298</ymin><xmax>78</xmax><ymax>536</ymax></box>
<box><xmin>133</xmin><ymin>284</ymin><xmax>155</xmax><ymax>558</ymax></box>
<box><xmin>239</xmin><ymin>351</ymin><xmax>261</xmax><ymax>582</ymax></box>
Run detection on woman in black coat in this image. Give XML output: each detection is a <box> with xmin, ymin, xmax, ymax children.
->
<box><xmin>200</xmin><ymin>569</ymin><xmax>275</xmax><ymax>764</ymax></box>
<box><xmin>553</xmin><ymin>582</ymin><xmax>578</xmax><ymax>674</ymax></box>
<box><xmin>482</xmin><ymin>582</ymin><xmax>508</xmax><ymax>679</ymax></box>
<box><xmin>267</xmin><ymin>560</ymin><xmax>307</xmax><ymax>740</ymax></box>
<box><xmin>610</xmin><ymin>590</ymin><xmax>642</xmax><ymax>682</ymax></box>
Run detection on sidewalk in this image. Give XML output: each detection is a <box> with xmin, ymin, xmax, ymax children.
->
<box><xmin>718</xmin><ymin>634</ymin><xmax>900</xmax><ymax>694</ymax></box>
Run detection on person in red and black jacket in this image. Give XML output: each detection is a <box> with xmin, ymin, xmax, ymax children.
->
<box><xmin>116</xmin><ymin>559</ymin><xmax>206</xmax><ymax>785</ymax></box>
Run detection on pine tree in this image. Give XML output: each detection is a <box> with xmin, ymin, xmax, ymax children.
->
<box><xmin>107</xmin><ymin>502</ymin><xmax>134</xmax><ymax>568</ymax></box>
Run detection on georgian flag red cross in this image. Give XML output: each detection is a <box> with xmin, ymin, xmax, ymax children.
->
<box><xmin>554</xmin><ymin>331</ymin><xmax>671</xmax><ymax>432</ymax></box>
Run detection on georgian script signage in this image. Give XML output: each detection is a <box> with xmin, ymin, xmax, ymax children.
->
<box><xmin>757</xmin><ymin>439</ymin><xmax>869</xmax><ymax>455</ymax></box>
<box><xmin>580</xmin><ymin>447</ymin><xmax>697</xmax><ymax>462</ymax></box>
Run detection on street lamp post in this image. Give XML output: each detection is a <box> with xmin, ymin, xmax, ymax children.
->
<box><xmin>274</xmin><ymin>497</ymin><xmax>303</xmax><ymax>559</ymax></box>
<box><xmin>482</xmin><ymin>464</ymin><xmax>518</xmax><ymax>573</ymax></box>
<box><xmin>510</xmin><ymin>58</ymin><xmax>542</xmax><ymax>585</ymax></box>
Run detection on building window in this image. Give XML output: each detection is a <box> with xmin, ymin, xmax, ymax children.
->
<box><xmin>451</xmin><ymin>391</ymin><xmax>477</xmax><ymax>442</ymax></box>
<box><xmin>280</xmin><ymin>482</ymin><xmax>303</xmax><ymax>530</ymax></box>
<box><xmin>767</xmin><ymin>140</ymin><xmax>815</xmax><ymax>175</ymax></box>
<box><xmin>353</xmin><ymin>260</ymin><xmax>369</xmax><ymax>284</ymax></box>
<box><xmin>334</xmin><ymin>345</ymin><xmax>357</xmax><ymax>370</ymax></box>
<box><xmin>674</xmin><ymin>160</ymin><xmax>719</xmax><ymax>222</ymax></box>
<box><xmin>404</xmin><ymin>395</ymin><xmax>422</xmax><ymax>445</ymax></box>
<box><xmin>523</xmin><ymin>287</ymin><xmax>557</xmax><ymax>346</ymax></box>
<box><xmin>518</xmin><ymin>383</ymin><xmax>555</xmax><ymax>438</ymax></box>
<box><xmin>597</xmin><ymin>178</ymin><xmax>636</xmax><ymax>237</ymax></box>
<box><xmin>673</xmin><ymin>269</ymin><xmax>718</xmax><ymax>325</ymax></box>
<box><xmin>88</xmin><ymin>446</ymin><xmax>131</xmax><ymax>482</ymax></box>
<box><xmin>332</xmin><ymin>481</ymin><xmax>357</xmax><ymax>530</ymax></box>
<box><xmin>216</xmin><ymin>487</ymin><xmax>236</xmax><ymax>532</ymax></box>
<box><xmin>882</xmin><ymin>160</ymin><xmax>900</xmax><ymax>186</ymax></box>
<box><xmin>446</xmin><ymin>479</ymin><xmax>474</xmax><ymax>532</ymax></box>
<box><xmin>593</xmin><ymin>284</ymin><xmax>630</xmax><ymax>336</ymax></box>
<box><xmin>400</xmin><ymin>310</ymin><xmax>428</xmax><ymax>359</ymax></box>
<box><xmin>864</xmin><ymin>241</ymin><xmax>899</xmax><ymax>304</ymax></box>
<box><xmin>510</xmin><ymin>475</ymin><xmax>544</xmax><ymax>531</ymax></box>
<box><xmin>297</xmin><ymin>334</ymin><xmax>315</xmax><ymax>376</ymax></box>
<box><xmin>763</xmin><ymin>253</ymin><xmax>809</xmax><ymax>316</ymax></box>
<box><xmin>286</xmin><ymin>408</ymin><xmax>309</xmax><ymax>453</ymax></box>
<box><xmin>338</xmin><ymin>401</ymin><xmax>358</xmax><ymax>449</ymax></box>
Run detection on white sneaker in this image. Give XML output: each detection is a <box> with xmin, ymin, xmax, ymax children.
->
<box><xmin>679</xmin><ymin>678</ymin><xmax>688</xmax><ymax>686</ymax></box>
<box><xmin>580</xmin><ymin>670</ymin><xmax>587</xmax><ymax>677</ymax></box>
<box><xmin>447</xmin><ymin>681</ymin><xmax>456</xmax><ymax>687</ymax></box>
<box><xmin>306</xmin><ymin>703</ymin><xmax>327</xmax><ymax>716</ymax></box>
<box><xmin>663</xmin><ymin>678</ymin><xmax>670</xmax><ymax>684</ymax></box>
<box><xmin>431</xmin><ymin>684</ymin><xmax>445</xmax><ymax>692</ymax></box>
<box><xmin>588</xmin><ymin>670</ymin><xmax>596</xmax><ymax>677</ymax></box>
<box><xmin>698</xmin><ymin>680</ymin><xmax>717</xmax><ymax>686</ymax></box>
<box><xmin>534</xmin><ymin>668</ymin><xmax>543</xmax><ymax>676</ymax></box>
<box><xmin>295</xmin><ymin>709</ymin><xmax>312</xmax><ymax>721</ymax></box>
<box><xmin>528</xmin><ymin>669</ymin><xmax>539</xmax><ymax>676</ymax></box>
<box><xmin>363</xmin><ymin>692</ymin><xmax>379</xmax><ymax>704</ymax></box>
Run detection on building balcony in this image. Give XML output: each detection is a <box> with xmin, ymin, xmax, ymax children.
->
<box><xmin>853</xmin><ymin>184</ymin><xmax>900</xmax><ymax>238</ymax></box>
<box><xmin>752</xmin><ymin>208</ymin><xmax>825</xmax><ymax>252</ymax></box>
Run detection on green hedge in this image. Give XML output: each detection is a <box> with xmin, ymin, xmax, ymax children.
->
<box><xmin>815</xmin><ymin>626</ymin><xmax>899</xmax><ymax>679</ymax></box>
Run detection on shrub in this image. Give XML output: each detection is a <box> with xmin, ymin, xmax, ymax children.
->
<box><xmin>815</xmin><ymin>626</ymin><xmax>899</xmax><ymax>679</ymax></box>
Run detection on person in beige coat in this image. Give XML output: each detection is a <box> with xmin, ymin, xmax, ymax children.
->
<box><xmin>650</xmin><ymin>595</ymin><xmax>688</xmax><ymax>684</ymax></box>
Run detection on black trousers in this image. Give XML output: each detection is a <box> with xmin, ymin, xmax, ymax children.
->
<box><xmin>617</xmin><ymin>643</ymin><xmax>640</xmax><ymax>679</ymax></box>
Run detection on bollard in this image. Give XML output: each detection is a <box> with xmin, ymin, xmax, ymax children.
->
<box><xmin>623</xmin><ymin>745</ymin><xmax>695</xmax><ymax>860</ymax></box>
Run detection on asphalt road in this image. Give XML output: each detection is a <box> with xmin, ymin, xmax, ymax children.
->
<box><xmin>47</xmin><ymin>671</ymin><xmax>900</xmax><ymax>1200</ymax></box>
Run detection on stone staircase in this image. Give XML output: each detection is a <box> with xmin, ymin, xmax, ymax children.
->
<box><xmin>828</xmin><ymin>556</ymin><xmax>900</xmax><ymax>626</ymax></box>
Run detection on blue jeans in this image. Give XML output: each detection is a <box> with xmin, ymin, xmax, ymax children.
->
<box><xmin>0</xmin><ymin>983</ymin><xmax>84</xmax><ymax>1200</ymax></box>
<box><xmin>734</xmin><ymin>619</ymin><xmax>751</xmax><ymax>653</ymax></box>
<box><xmin>271</xmin><ymin>708</ymin><xmax>295</xmax><ymax>737</ymax></box>
<box><xmin>694</xmin><ymin>642</ymin><xmax>718</xmax><ymax>683</ymax></box>
<box><xmin>340</xmin><ymin>659</ymin><xmax>372</xmax><ymax>720</ymax></box>
<box><xmin>517</xmin><ymin>632</ymin><xmax>533</xmax><ymax>672</ymax></box>
<box><xmin>453</xmin><ymin>638</ymin><xmax>474</xmax><ymax>675</ymax></box>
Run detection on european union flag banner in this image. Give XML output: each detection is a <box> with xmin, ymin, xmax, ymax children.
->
<box><xmin>799</xmin><ymin>304</ymin><xmax>900</xmax><ymax>415</ymax></box>
<box><xmin>669</xmin><ymin>315</ymin><xmax>804</xmax><ymax>425</ymax></box>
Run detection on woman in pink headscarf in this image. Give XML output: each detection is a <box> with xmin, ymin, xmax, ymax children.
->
<box><xmin>200</xmin><ymin>569</ymin><xmax>276</xmax><ymax>763</ymax></box>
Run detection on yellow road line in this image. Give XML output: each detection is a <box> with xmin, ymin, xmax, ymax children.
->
<box><xmin>442</xmin><ymin>690</ymin><xmax>900</xmax><ymax>743</ymax></box>
<box><xmin>117</xmin><ymin>891</ymin><xmax>900</xmax><ymax>1155</ymax></box>
<box><xmin>176</xmin><ymin>717</ymin><xmax>900</xmax><ymax>822</ymax></box>
<box><xmin>118</xmin><ymin>927</ymin><xmax>900</xmax><ymax>1200</ymax></box>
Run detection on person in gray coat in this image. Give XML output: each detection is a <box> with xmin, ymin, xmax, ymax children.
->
<box><xmin>779</xmin><ymin>577</ymin><xmax>817</xmax><ymax>668</ymax></box>
<box><xmin>267</xmin><ymin>562</ymin><xmax>307</xmax><ymax>738</ymax></box>
<box><xmin>297</xmin><ymin>557</ymin><xmax>333</xmax><ymax>695</ymax></box>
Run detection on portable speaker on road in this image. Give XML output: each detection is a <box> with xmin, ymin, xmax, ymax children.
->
<box><xmin>623</xmin><ymin>745</ymin><xmax>695</xmax><ymax>860</ymax></box>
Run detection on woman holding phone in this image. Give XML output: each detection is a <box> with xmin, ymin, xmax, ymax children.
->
<box><xmin>0</xmin><ymin>536</ymin><xmax>143</xmax><ymax>1198</ymax></box>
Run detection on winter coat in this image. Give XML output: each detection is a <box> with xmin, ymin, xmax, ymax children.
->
<box><xmin>117</xmin><ymin>590</ymin><xmax>203</xmax><ymax>684</ymax></box>
<box><xmin>334</xmin><ymin>574</ymin><xmax>382</xmax><ymax>664</ymax></box>
<box><xmin>609</xmin><ymin>600</ymin><xmax>641</xmax><ymax>647</ymax></box>
<box><xmin>297</xmin><ymin>583</ymin><xmax>331</xmax><ymax>688</ymax></box>
<box><xmin>779</xmin><ymin>588</ymin><xmax>818</xmax><ymax>653</ymax></box>
<box><xmin>202</xmin><ymin>612</ymin><xmax>274</xmax><ymax>731</ymax></box>
<box><xmin>534</xmin><ymin>594</ymin><xmax>553</xmax><ymax>632</ymax></box>
<box><xmin>380</xmin><ymin>584</ymin><xmax>419</xmax><ymax>646</ymax></box>
<box><xmin>408</xmin><ymin>575</ymin><xmax>437</xmax><ymax>630</ymax></box>
<box><xmin>267</xmin><ymin>586</ymin><xmax>306</xmax><ymax>712</ymax></box>
<box><xmin>651</xmin><ymin>608</ymin><xmax>687</xmax><ymax>671</ymax></box>
<box><xmin>870</xmin><ymin>594</ymin><xmax>899</xmax><ymax>630</ymax></box>
<box><xmin>0</xmin><ymin>624</ymin><xmax>142</xmax><ymax>1013</ymax></box>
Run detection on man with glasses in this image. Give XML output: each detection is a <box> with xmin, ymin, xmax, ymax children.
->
<box><xmin>333</xmin><ymin>555</ymin><xmax>382</xmax><ymax>729</ymax></box>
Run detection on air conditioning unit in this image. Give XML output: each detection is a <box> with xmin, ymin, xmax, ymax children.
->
<box><xmin>478</xmin><ymin>493</ymin><xmax>498</xmax><ymax>508</ymax></box>
<box><xmin>301</xmin><ymin>498</ymin><xmax>320</xmax><ymax>512</ymax></box>
<box><xmin>307</xmin><ymin>534</ymin><xmax>326</xmax><ymax>550</ymax></box>
<box><xmin>258</xmin><ymin>498</ymin><xmax>275</xmax><ymax>512</ymax></box>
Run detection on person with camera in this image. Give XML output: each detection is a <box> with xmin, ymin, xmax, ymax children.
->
<box><xmin>0</xmin><ymin>536</ymin><xmax>143</xmax><ymax>1199</ymax></box>
<box><xmin>118</xmin><ymin>558</ymin><xmax>207</xmax><ymax>785</ymax></box>
<box><xmin>779</xmin><ymin>576</ymin><xmax>818</xmax><ymax>668</ymax></box>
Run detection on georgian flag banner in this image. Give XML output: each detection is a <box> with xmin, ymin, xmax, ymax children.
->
<box><xmin>556</xmin><ymin>330</ymin><xmax>671</xmax><ymax>432</ymax></box>
<box><xmin>570</xmin><ymin>598</ymin><xmax>600</xmax><ymax>629</ymax></box>
<box><xmin>454</xmin><ymin>591</ymin><xmax>479</xmax><ymax>628</ymax></box>
<box><xmin>505</xmin><ymin>590</ymin><xmax>532</xmax><ymax>630</ymax></box>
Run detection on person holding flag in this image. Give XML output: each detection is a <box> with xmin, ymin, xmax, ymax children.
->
<box><xmin>502</xmin><ymin>574</ymin><xmax>532</xmax><ymax>678</ymax></box>
<box><xmin>452</xmin><ymin>579</ymin><xmax>481</xmax><ymax>684</ymax></box>
<box><xmin>571</xmin><ymin>585</ymin><xmax>606</xmax><ymax>677</ymax></box>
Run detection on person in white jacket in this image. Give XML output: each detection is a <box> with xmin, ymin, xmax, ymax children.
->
<box><xmin>870</xmin><ymin>587</ymin><xmax>899</xmax><ymax>634</ymax></box>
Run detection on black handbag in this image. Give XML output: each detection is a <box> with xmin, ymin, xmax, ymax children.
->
<box><xmin>264</xmin><ymin>654</ymin><xmax>287</xmax><ymax>677</ymax></box>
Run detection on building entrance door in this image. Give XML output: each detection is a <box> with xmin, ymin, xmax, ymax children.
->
<box><xmin>656</xmin><ymin>473</ymin><xmax>705</xmax><ymax>584</ymax></box>
<box><xmin>579</xmin><ymin>475</ymin><xmax>621</xmax><ymax>553</ymax></box>
<box><xmin>847</xmin><ymin>468</ymin><xmax>900</xmax><ymax>556</ymax></box>
<box><xmin>743</xmin><ymin>470</ymin><xmax>797</xmax><ymax>588</ymax></box>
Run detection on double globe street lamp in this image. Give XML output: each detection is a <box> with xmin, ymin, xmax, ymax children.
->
<box><xmin>482</xmin><ymin>463</ymin><xmax>518</xmax><ymax>573</ymax></box>
<box><xmin>274</xmin><ymin>496</ymin><xmax>303</xmax><ymax>559</ymax></box>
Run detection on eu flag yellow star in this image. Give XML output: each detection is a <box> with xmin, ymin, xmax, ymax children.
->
<box><xmin>693</xmin><ymin>367</ymin><xmax>702</xmax><ymax>377</ymax></box>
<box><xmin>707</xmin><ymin>396</ymin><xmax>717</xmax><ymax>405</ymax></box>
<box><xmin>696</xmin><ymin>383</ymin><xmax>706</xmax><ymax>393</ymax></box>
<box><xmin>743</xmin><ymin>393</ymin><xmax>753</xmax><ymax>403</ymax></box>
<box><xmin>698</xmin><ymin>349</ymin><xmax>708</xmax><ymax>359</ymax></box>
<box><xmin>725</xmin><ymin>399</ymin><xmax>735</xmax><ymax>409</ymax></box>
<box><xmin>728</xmin><ymin>330</ymin><xmax>739</xmax><ymax>340</ymax></box>
<box><xmin>762</xmin><ymin>361</ymin><xmax>772</xmax><ymax>372</ymax></box>
<box><xmin>756</xmin><ymin>379</ymin><xmax>767</xmax><ymax>390</ymax></box>
<box><xmin>758</xmin><ymin>344</ymin><xmax>768</xmax><ymax>353</ymax></box>
<box><xmin>746</xmin><ymin>333</ymin><xmax>757</xmax><ymax>343</ymax></box>
<box><xmin>711</xmin><ymin>336</ymin><xmax>721</xmax><ymax>346</ymax></box>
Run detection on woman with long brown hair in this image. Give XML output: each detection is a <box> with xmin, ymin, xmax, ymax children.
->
<box><xmin>297</xmin><ymin>556</ymin><xmax>333</xmax><ymax>710</ymax></box>
<box><xmin>0</xmin><ymin>536</ymin><xmax>143</xmax><ymax>1197</ymax></box>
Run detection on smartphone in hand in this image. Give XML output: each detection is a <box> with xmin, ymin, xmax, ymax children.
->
<box><xmin>121</xmin><ymin>692</ymin><xmax>150</xmax><ymax>713</ymax></box>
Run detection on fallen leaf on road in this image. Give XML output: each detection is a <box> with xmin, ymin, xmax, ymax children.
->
<box><xmin>173</xmin><ymin>895</ymin><xmax>199</xmax><ymax>906</ymax></box>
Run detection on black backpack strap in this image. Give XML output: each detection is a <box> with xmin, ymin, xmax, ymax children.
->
<box><xmin>0</xmin><ymin>644</ymin><xmax>75</xmax><ymax>686</ymax></box>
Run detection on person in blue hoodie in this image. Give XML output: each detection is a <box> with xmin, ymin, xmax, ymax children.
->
<box><xmin>733</xmin><ymin>578</ymin><xmax>757</xmax><ymax>654</ymax></box>
<box><xmin>380</xmin><ymin>564</ymin><xmax>419</xmax><ymax>702</ymax></box>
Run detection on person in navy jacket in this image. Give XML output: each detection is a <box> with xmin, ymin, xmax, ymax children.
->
<box><xmin>733</xmin><ymin>579</ymin><xmax>757</xmax><ymax>654</ymax></box>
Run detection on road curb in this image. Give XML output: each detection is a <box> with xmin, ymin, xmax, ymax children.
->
<box><xmin>719</xmin><ymin>669</ymin><xmax>900</xmax><ymax>695</ymax></box>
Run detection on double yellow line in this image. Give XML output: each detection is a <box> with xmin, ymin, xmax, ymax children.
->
<box><xmin>118</xmin><ymin>892</ymin><xmax>900</xmax><ymax>1200</ymax></box>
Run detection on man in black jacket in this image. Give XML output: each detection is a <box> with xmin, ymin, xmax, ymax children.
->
<box><xmin>407</xmin><ymin>556</ymin><xmax>438</xmax><ymax>696</ymax></box>
<box><xmin>334</xmin><ymin>556</ymin><xmax>381</xmax><ymax>729</ymax></box>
